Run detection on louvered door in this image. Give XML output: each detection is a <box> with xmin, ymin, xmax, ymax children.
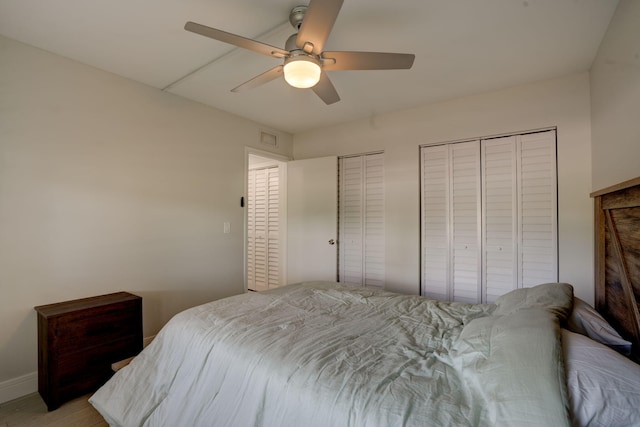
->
<box><xmin>247</xmin><ymin>169</ymin><xmax>258</xmax><ymax>289</ymax></box>
<box><xmin>338</xmin><ymin>153</ymin><xmax>385</xmax><ymax>288</ymax></box>
<box><xmin>421</xmin><ymin>141</ymin><xmax>481</xmax><ymax>302</ymax></box>
<box><xmin>247</xmin><ymin>166</ymin><xmax>280</xmax><ymax>291</ymax></box>
<box><xmin>450</xmin><ymin>142</ymin><xmax>482</xmax><ymax>302</ymax></box>
<box><xmin>482</xmin><ymin>136</ymin><xmax>519</xmax><ymax>302</ymax></box>
<box><xmin>518</xmin><ymin>131</ymin><xmax>558</xmax><ymax>287</ymax></box>
<box><xmin>421</xmin><ymin>129</ymin><xmax>557</xmax><ymax>303</ymax></box>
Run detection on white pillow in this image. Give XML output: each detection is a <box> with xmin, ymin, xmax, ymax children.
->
<box><xmin>566</xmin><ymin>297</ymin><xmax>631</xmax><ymax>355</ymax></box>
<box><xmin>562</xmin><ymin>329</ymin><xmax>640</xmax><ymax>427</ymax></box>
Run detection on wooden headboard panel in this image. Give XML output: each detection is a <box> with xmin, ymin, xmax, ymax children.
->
<box><xmin>591</xmin><ymin>176</ymin><xmax>640</xmax><ymax>362</ymax></box>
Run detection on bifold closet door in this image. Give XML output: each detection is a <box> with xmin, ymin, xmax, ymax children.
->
<box><xmin>481</xmin><ymin>136</ymin><xmax>519</xmax><ymax>302</ymax></box>
<box><xmin>517</xmin><ymin>131</ymin><xmax>558</xmax><ymax>288</ymax></box>
<box><xmin>421</xmin><ymin>129</ymin><xmax>557</xmax><ymax>303</ymax></box>
<box><xmin>338</xmin><ymin>153</ymin><xmax>385</xmax><ymax>288</ymax></box>
<box><xmin>481</xmin><ymin>131</ymin><xmax>558</xmax><ymax>302</ymax></box>
<box><xmin>247</xmin><ymin>167</ymin><xmax>280</xmax><ymax>291</ymax></box>
<box><xmin>421</xmin><ymin>141</ymin><xmax>481</xmax><ymax>302</ymax></box>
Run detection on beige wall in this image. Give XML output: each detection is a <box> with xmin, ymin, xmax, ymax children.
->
<box><xmin>294</xmin><ymin>73</ymin><xmax>594</xmax><ymax>304</ymax></box>
<box><xmin>590</xmin><ymin>0</ymin><xmax>640</xmax><ymax>191</ymax></box>
<box><xmin>0</xmin><ymin>36</ymin><xmax>292</xmax><ymax>399</ymax></box>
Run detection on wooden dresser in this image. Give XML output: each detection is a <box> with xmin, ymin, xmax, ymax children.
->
<box><xmin>34</xmin><ymin>292</ymin><xmax>143</xmax><ymax>411</ymax></box>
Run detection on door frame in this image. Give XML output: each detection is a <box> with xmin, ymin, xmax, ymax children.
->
<box><xmin>244</xmin><ymin>147</ymin><xmax>291</xmax><ymax>292</ymax></box>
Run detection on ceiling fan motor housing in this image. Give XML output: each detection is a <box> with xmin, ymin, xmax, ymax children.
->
<box><xmin>285</xmin><ymin>33</ymin><xmax>299</xmax><ymax>52</ymax></box>
<box><xmin>289</xmin><ymin>6</ymin><xmax>308</xmax><ymax>30</ymax></box>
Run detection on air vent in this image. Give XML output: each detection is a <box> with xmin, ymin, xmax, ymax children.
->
<box><xmin>260</xmin><ymin>131</ymin><xmax>278</xmax><ymax>147</ymax></box>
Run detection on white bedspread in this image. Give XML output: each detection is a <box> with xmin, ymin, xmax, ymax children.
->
<box><xmin>90</xmin><ymin>281</ymin><xmax>572</xmax><ymax>427</ymax></box>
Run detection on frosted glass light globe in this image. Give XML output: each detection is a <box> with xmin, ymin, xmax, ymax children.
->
<box><xmin>284</xmin><ymin>56</ymin><xmax>321</xmax><ymax>88</ymax></box>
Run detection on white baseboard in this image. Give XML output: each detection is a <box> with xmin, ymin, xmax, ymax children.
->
<box><xmin>0</xmin><ymin>371</ymin><xmax>38</xmax><ymax>404</ymax></box>
<box><xmin>0</xmin><ymin>335</ymin><xmax>156</xmax><ymax>405</ymax></box>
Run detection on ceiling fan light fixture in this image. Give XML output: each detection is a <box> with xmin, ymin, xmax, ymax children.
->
<box><xmin>185</xmin><ymin>0</ymin><xmax>415</xmax><ymax>104</ymax></box>
<box><xmin>283</xmin><ymin>55</ymin><xmax>321</xmax><ymax>89</ymax></box>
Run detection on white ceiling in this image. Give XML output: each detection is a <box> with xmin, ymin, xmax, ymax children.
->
<box><xmin>0</xmin><ymin>0</ymin><xmax>618</xmax><ymax>134</ymax></box>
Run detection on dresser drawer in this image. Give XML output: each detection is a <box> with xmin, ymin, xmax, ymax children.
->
<box><xmin>54</xmin><ymin>337</ymin><xmax>139</xmax><ymax>398</ymax></box>
<box><xmin>50</xmin><ymin>301</ymin><xmax>141</xmax><ymax>354</ymax></box>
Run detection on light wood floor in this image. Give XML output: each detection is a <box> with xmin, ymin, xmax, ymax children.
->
<box><xmin>0</xmin><ymin>393</ymin><xmax>107</xmax><ymax>427</ymax></box>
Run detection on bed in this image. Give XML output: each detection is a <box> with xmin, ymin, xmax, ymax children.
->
<box><xmin>90</xmin><ymin>177</ymin><xmax>640</xmax><ymax>427</ymax></box>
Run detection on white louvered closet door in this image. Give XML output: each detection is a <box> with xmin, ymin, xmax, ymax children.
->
<box><xmin>266</xmin><ymin>167</ymin><xmax>281</xmax><ymax>288</ymax></box>
<box><xmin>422</xmin><ymin>130</ymin><xmax>557</xmax><ymax>303</ymax></box>
<box><xmin>482</xmin><ymin>130</ymin><xmax>558</xmax><ymax>301</ymax></box>
<box><xmin>338</xmin><ymin>153</ymin><xmax>385</xmax><ymax>288</ymax></box>
<box><xmin>482</xmin><ymin>136</ymin><xmax>519</xmax><ymax>302</ymax></box>
<box><xmin>247</xmin><ymin>166</ymin><xmax>280</xmax><ymax>291</ymax></box>
<box><xmin>518</xmin><ymin>131</ymin><xmax>558</xmax><ymax>288</ymax></box>
<box><xmin>421</xmin><ymin>141</ymin><xmax>481</xmax><ymax>302</ymax></box>
<box><xmin>450</xmin><ymin>142</ymin><xmax>482</xmax><ymax>302</ymax></box>
<box><xmin>247</xmin><ymin>169</ymin><xmax>259</xmax><ymax>290</ymax></box>
<box><xmin>421</xmin><ymin>145</ymin><xmax>449</xmax><ymax>300</ymax></box>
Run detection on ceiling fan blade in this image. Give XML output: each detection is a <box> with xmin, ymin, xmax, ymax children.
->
<box><xmin>185</xmin><ymin>22</ymin><xmax>289</xmax><ymax>58</ymax></box>
<box><xmin>312</xmin><ymin>72</ymin><xmax>340</xmax><ymax>105</ymax></box>
<box><xmin>296</xmin><ymin>0</ymin><xmax>344</xmax><ymax>54</ymax></box>
<box><xmin>231</xmin><ymin>65</ymin><xmax>284</xmax><ymax>93</ymax></box>
<box><xmin>322</xmin><ymin>51</ymin><xmax>415</xmax><ymax>71</ymax></box>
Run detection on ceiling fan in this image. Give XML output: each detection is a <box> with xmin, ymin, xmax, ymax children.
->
<box><xmin>184</xmin><ymin>0</ymin><xmax>415</xmax><ymax>105</ymax></box>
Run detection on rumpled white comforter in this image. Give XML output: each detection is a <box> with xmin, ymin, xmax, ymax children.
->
<box><xmin>90</xmin><ymin>281</ymin><xmax>573</xmax><ymax>427</ymax></box>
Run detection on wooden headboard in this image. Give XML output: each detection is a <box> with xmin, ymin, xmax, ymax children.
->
<box><xmin>591</xmin><ymin>176</ymin><xmax>640</xmax><ymax>362</ymax></box>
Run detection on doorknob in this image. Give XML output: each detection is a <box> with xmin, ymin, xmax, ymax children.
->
<box><xmin>328</xmin><ymin>239</ymin><xmax>336</xmax><ymax>245</ymax></box>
